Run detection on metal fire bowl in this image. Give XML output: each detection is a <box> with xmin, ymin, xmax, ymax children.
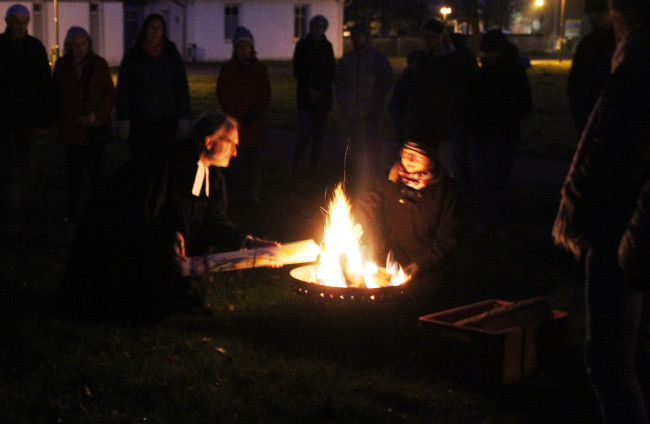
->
<box><xmin>289</xmin><ymin>265</ymin><xmax>410</xmax><ymax>302</ymax></box>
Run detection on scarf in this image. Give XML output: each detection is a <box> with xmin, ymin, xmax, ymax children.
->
<box><xmin>397</xmin><ymin>163</ymin><xmax>434</xmax><ymax>191</ymax></box>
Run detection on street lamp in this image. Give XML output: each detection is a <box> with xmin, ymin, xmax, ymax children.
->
<box><xmin>440</xmin><ymin>7</ymin><xmax>451</xmax><ymax>22</ymax></box>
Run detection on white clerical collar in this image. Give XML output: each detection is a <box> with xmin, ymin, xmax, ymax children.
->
<box><xmin>192</xmin><ymin>160</ymin><xmax>210</xmax><ymax>197</ymax></box>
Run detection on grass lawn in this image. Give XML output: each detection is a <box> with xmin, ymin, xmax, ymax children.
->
<box><xmin>0</xmin><ymin>60</ymin><xmax>597</xmax><ymax>423</ymax></box>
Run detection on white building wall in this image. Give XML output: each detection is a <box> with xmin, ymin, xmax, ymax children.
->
<box><xmin>0</xmin><ymin>1</ymin><xmax>123</xmax><ymax>66</ymax></box>
<box><xmin>146</xmin><ymin>0</ymin><xmax>343</xmax><ymax>61</ymax></box>
<box><xmin>101</xmin><ymin>2</ymin><xmax>124</xmax><ymax>66</ymax></box>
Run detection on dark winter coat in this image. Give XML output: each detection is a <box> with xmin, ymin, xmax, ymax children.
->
<box><xmin>292</xmin><ymin>33</ymin><xmax>336</xmax><ymax>111</ymax></box>
<box><xmin>216</xmin><ymin>58</ymin><xmax>271</xmax><ymax>148</ymax></box>
<box><xmin>53</xmin><ymin>53</ymin><xmax>116</xmax><ymax>146</ymax></box>
<box><xmin>354</xmin><ymin>163</ymin><xmax>459</xmax><ymax>271</ymax></box>
<box><xmin>335</xmin><ymin>45</ymin><xmax>393</xmax><ymax>120</ymax></box>
<box><xmin>567</xmin><ymin>25</ymin><xmax>616</xmax><ymax>134</ymax></box>
<box><xmin>116</xmin><ymin>41</ymin><xmax>191</xmax><ymax>121</ymax></box>
<box><xmin>407</xmin><ymin>45</ymin><xmax>477</xmax><ymax>144</ymax></box>
<box><xmin>0</xmin><ymin>29</ymin><xmax>52</xmax><ymax>129</ymax></box>
<box><xmin>467</xmin><ymin>52</ymin><xmax>532</xmax><ymax>142</ymax></box>
<box><xmin>618</xmin><ymin>180</ymin><xmax>650</xmax><ymax>289</ymax></box>
<box><xmin>146</xmin><ymin>141</ymin><xmax>244</xmax><ymax>256</ymax></box>
<box><xmin>553</xmin><ymin>25</ymin><xmax>650</xmax><ymax>261</ymax></box>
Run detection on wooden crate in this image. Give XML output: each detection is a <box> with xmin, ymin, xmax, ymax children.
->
<box><xmin>419</xmin><ymin>299</ymin><xmax>568</xmax><ymax>385</ymax></box>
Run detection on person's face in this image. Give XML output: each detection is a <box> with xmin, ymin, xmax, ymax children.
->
<box><xmin>6</xmin><ymin>12</ymin><xmax>29</xmax><ymax>39</ymax></box>
<box><xmin>422</xmin><ymin>29</ymin><xmax>444</xmax><ymax>54</ymax></box>
<box><xmin>401</xmin><ymin>149</ymin><xmax>431</xmax><ymax>173</ymax></box>
<box><xmin>311</xmin><ymin>21</ymin><xmax>326</xmax><ymax>38</ymax></box>
<box><xmin>71</xmin><ymin>35</ymin><xmax>89</xmax><ymax>62</ymax></box>
<box><xmin>352</xmin><ymin>32</ymin><xmax>368</xmax><ymax>50</ymax></box>
<box><xmin>204</xmin><ymin>127</ymin><xmax>239</xmax><ymax>167</ymax></box>
<box><xmin>235</xmin><ymin>41</ymin><xmax>253</xmax><ymax>62</ymax></box>
<box><xmin>608</xmin><ymin>1</ymin><xmax>628</xmax><ymax>41</ymax></box>
<box><xmin>145</xmin><ymin>19</ymin><xmax>164</xmax><ymax>45</ymax></box>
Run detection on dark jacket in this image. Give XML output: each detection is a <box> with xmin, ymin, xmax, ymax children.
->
<box><xmin>567</xmin><ymin>25</ymin><xmax>616</xmax><ymax>135</ymax></box>
<box><xmin>292</xmin><ymin>32</ymin><xmax>336</xmax><ymax>111</ymax></box>
<box><xmin>407</xmin><ymin>44</ymin><xmax>478</xmax><ymax>144</ymax></box>
<box><xmin>0</xmin><ymin>29</ymin><xmax>52</xmax><ymax>129</ymax></box>
<box><xmin>553</xmin><ymin>25</ymin><xmax>650</xmax><ymax>260</ymax></box>
<box><xmin>467</xmin><ymin>50</ymin><xmax>532</xmax><ymax>142</ymax></box>
<box><xmin>146</xmin><ymin>141</ymin><xmax>244</xmax><ymax>256</ymax></box>
<box><xmin>354</xmin><ymin>163</ymin><xmax>459</xmax><ymax>271</ymax></box>
<box><xmin>216</xmin><ymin>58</ymin><xmax>271</xmax><ymax>149</ymax></box>
<box><xmin>116</xmin><ymin>41</ymin><xmax>191</xmax><ymax>122</ymax></box>
<box><xmin>53</xmin><ymin>53</ymin><xmax>116</xmax><ymax>146</ymax></box>
<box><xmin>618</xmin><ymin>180</ymin><xmax>650</xmax><ymax>289</ymax></box>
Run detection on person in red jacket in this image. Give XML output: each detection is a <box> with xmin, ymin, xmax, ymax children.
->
<box><xmin>216</xmin><ymin>26</ymin><xmax>271</xmax><ymax>205</ymax></box>
<box><xmin>53</xmin><ymin>26</ymin><xmax>116</xmax><ymax>223</ymax></box>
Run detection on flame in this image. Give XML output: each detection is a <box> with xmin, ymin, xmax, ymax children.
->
<box><xmin>314</xmin><ymin>184</ymin><xmax>410</xmax><ymax>288</ymax></box>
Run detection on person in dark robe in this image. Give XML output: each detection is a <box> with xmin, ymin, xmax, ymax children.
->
<box><xmin>61</xmin><ymin>110</ymin><xmax>274</xmax><ymax>319</ymax></box>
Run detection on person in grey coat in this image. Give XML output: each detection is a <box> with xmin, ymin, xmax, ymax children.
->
<box><xmin>335</xmin><ymin>23</ymin><xmax>392</xmax><ymax>198</ymax></box>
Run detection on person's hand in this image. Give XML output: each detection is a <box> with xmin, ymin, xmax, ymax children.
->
<box><xmin>117</xmin><ymin>119</ymin><xmax>130</xmax><ymax>142</ymax></box>
<box><xmin>172</xmin><ymin>232</ymin><xmax>190</xmax><ymax>276</ymax></box>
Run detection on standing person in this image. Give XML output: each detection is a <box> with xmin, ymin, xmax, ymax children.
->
<box><xmin>354</xmin><ymin>128</ymin><xmax>459</xmax><ymax>305</ymax></box>
<box><xmin>0</xmin><ymin>4</ymin><xmax>52</xmax><ymax>222</ymax></box>
<box><xmin>467</xmin><ymin>29</ymin><xmax>532</xmax><ymax>236</ymax></box>
<box><xmin>290</xmin><ymin>15</ymin><xmax>336</xmax><ymax>176</ymax></box>
<box><xmin>553</xmin><ymin>0</ymin><xmax>650</xmax><ymax>421</ymax></box>
<box><xmin>216</xmin><ymin>26</ymin><xmax>271</xmax><ymax>205</ymax></box>
<box><xmin>53</xmin><ymin>27</ymin><xmax>116</xmax><ymax>223</ymax></box>
<box><xmin>335</xmin><ymin>23</ymin><xmax>393</xmax><ymax>199</ymax></box>
<box><xmin>116</xmin><ymin>13</ymin><xmax>191</xmax><ymax>165</ymax></box>
<box><xmin>407</xmin><ymin>18</ymin><xmax>478</xmax><ymax>180</ymax></box>
<box><xmin>388</xmin><ymin>49</ymin><xmax>423</xmax><ymax>144</ymax></box>
<box><xmin>567</xmin><ymin>0</ymin><xmax>617</xmax><ymax>135</ymax></box>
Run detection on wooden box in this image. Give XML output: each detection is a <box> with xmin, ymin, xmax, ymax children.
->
<box><xmin>419</xmin><ymin>299</ymin><xmax>568</xmax><ymax>385</ymax></box>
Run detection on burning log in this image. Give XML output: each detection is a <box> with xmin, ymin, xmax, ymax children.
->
<box><xmin>338</xmin><ymin>254</ymin><xmax>366</xmax><ymax>288</ymax></box>
<box><xmin>453</xmin><ymin>296</ymin><xmax>553</xmax><ymax>331</ymax></box>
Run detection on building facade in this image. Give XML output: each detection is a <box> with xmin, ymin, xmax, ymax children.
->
<box><xmin>132</xmin><ymin>0</ymin><xmax>344</xmax><ymax>61</ymax></box>
<box><xmin>1</xmin><ymin>0</ymin><xmax>124</xmax><ymax>65</ymax></box>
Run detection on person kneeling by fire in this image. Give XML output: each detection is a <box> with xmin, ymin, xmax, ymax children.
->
<box><xmin>61</xmin><ymin>110</ymin><xmax>280</xmax><ymax>319</ymax></box>
<box><xmin>354</xmin><ymin>128</ymin><xmax>460</xmax><ymax>305</ymax></box>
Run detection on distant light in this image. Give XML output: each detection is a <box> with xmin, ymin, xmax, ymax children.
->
<box><xmin>343</xmin><ymin>30</ymin><xmax>351</xmax><ymax>37</ymax></box>
<box><xmin>535</xmin><ymin>0</ymin><xmax>544</xmax><ymax>6</ymax></box>
<box><xmin>440</xmin><ymin>7</ymin><xmax>452</xmax><ymax>16</ymax></box>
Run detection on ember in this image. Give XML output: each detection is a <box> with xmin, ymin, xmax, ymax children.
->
<box><xmin>291</xmin><ymin>184</ymin><xmax>410</xmax><ymax>297</ymax></box>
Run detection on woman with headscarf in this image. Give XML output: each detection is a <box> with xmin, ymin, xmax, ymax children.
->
<box><xmin>216</xmin><ymin>26</ymin><xmax>271</xmax><ymax>205</ymax></box>
<box><xmin>53</xmin><ymin>26</ymin><xmax>116</xmax><ymax>223</ymax></box>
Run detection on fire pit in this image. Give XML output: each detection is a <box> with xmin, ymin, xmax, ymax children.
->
<box><xmin>289</xmin><ymin>184</ymin><xmax>411</xmax><ymax>302</ymax></box>
<box><xmin>290</xmin><ymin>264</ymin><xmax>410</xmax><ymax>302</ymax></box>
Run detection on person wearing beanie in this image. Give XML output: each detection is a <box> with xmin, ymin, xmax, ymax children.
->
<box><xmin>335</xmin><ymin>21</ymin><xmax>393</xmax><ymax>198</ymax></box>
<box><xmin>466</xmin><ymin>28</ymin><xmax>532</xmax><ymax>237</ymax></box>
<box><xmin>217</xmin><ymin>26</ymin><xmax>271</xmax><ymax>205</ymax></box>
<box><xmin>353</xmin><ymin>126</ymin><xmax>460</xmax><ymax>306</ymax></box>
<box><xmin>291</xmin><ymin>14</ymin><xmax>336</xmax><ymax>176</ymax></box>
<box><xmin>0</xmin><ymin>3</ymin><xmax>53</xmax><ymax>222</ymax></box>
<box><xmin>567</xmin><ymin>0</ymin><xmax>616</xmax><ymax>134</ymax></box>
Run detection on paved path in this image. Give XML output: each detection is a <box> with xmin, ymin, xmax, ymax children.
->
<box><xmin>268</xmin><ymin>128</ymin><xmax>571</xmax><ymax>188</ymax></box>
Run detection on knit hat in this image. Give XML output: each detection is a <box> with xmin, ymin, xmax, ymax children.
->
<box><xmin>310</xmin><ymin>15</ymin><xmax>328</xmax><ymax>31</ymax></box>
<box><xmin>6</xmin><ymin>4</ymin><xmax>30</xmax><ymax>19</ymax></box>
<box><xmin>233</xmin><ymin>26</ymin><xmax>254</xmax><ymax>46</ymax></box>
